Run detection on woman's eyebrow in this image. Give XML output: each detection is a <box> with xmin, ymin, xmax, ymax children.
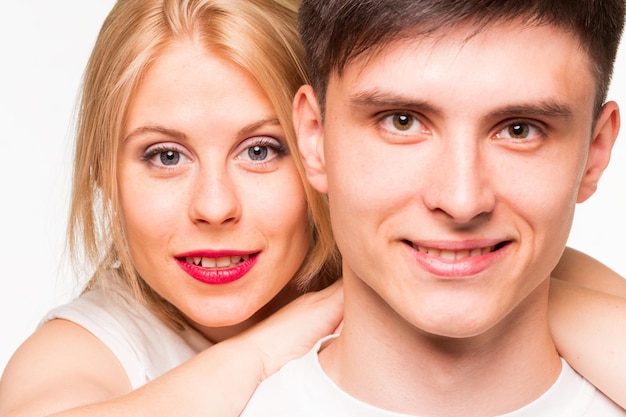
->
<box><xmin>237</xmin><ymin>117</ymin><xmax>281</xmax><ymax>137</ymax></box>
<box><xmin>123</xmin><ymin>117</ymin><xmax>281</xmax><ymax>143</ymax></box>
<box><xmin>124</xmin><ymin>125</ymin><xmax>187</xmax><ymax>142</ymax></box>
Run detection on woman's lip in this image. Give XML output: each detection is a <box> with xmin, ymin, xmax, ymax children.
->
<box><xmin>175</xmin><ymin>249</ymin><xmax>258</xmax><ymax>258</ymax></box>
<box><xmin>175</xmin><ymin>252</ymin><xmax>259</xmax><ymax>285</ymax></box>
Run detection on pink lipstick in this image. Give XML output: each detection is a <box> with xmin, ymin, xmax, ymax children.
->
<box><xmin>175</xmin><ymin>250</ymin><xmax>259</xmax><ymax>285</ymax></box>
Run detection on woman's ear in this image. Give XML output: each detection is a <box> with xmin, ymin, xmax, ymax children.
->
<box><xmin>293</xmin><ymin>85</ymin><xmax>328</xmax><ymax>193</ymax></box>
<box><xmin>577</xmin><ymin>101</ymin><xmax>620</xmax><ymax>203</ymax></box>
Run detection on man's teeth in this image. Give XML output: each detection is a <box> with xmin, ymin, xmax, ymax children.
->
<box><xmin>186</xmin><ymin>255</ymin><xmax>250</xmax><ymax>269</ymax></box>
<box><xmin>416</xmin><ymin>245</ymin><xmax>495</xmax><ymax>260</ymax></box>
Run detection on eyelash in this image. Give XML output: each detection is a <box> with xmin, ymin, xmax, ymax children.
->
<box><xmin>236</xmin><ymin>136</ymin><xmax>288</xmax><ymax>165</ymax></box>
<box><xmin>377</xmin><ymin>111</ymin><xmax>430</xmax><ymax>139</ymax></box>
<box><xmin>139</xmin><ymin>137</ymin><xmax>288</xmax><ymax>170</ymax></box>
<box><xmin>140</xmin><ymin>143</ymin><xmax>189</xmax><ymax>167</ymax></box>
<box><xmin>377</xmin><ymin>111</ymin><xmax>546</xmax><ymax>145</ymax></box>
<box><xmin>494</xmin><ymin>120</ymin><xmax>546</xmax><ymax>143</ymax></box>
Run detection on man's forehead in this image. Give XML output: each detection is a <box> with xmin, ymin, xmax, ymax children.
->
<box><xmin>326</xmin><ymin>22</ymin><xmax>597</xmax><ymax>123</ymax></box>
<box><xmin>337</xmin><ymin>18</ymin><xmax>588</xmax><ymax>75</ymax></box>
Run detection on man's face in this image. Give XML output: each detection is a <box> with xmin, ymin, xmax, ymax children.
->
<box><xmin>298</xmin><ymin>22</ymin><xmax>618</xmax><ymax>338</ymax></box>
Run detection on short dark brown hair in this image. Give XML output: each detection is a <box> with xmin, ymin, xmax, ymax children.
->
<box><xmin>299</xmin><ymin>0</ymin><xmax>625</xmax><ymax>115</ymax></box>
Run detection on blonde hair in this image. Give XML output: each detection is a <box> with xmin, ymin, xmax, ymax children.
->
<box><xmin>69</xmin><ymin>0</ymin><xmax>340</xmax><ymax>324</ymax></box>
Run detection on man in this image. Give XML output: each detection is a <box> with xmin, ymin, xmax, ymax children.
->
<box><xmin>242</xmin><ymin>0</ymin><xmax>625</xmax><ymax>415</ymax></box>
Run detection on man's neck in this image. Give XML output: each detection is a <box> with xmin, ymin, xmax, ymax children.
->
<box><xmin>319</xmin><ymin>277</ymin><xmax>561</xmax><ymax>417</ymax></box>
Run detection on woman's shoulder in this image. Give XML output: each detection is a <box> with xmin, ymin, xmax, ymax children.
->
<box><xmin>40</xmin><ymin>269</ymin><xmax>212</xmax><ymax>387</ymax></box>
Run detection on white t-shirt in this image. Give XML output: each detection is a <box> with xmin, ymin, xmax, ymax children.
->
<box><xmin>242</xmin><ymin>335</ymin><xmax>625</xmax><ymax>416</ymax></box>
<box><xmin>40</xmin><ymin>273</ymin><xmax>211</xmax><ymax>388</ymax></box>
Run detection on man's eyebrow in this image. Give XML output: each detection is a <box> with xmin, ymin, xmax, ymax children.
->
<box><xmin>487</xmin><ymin>101</ymin><xmax>575</xmax><ymax>121</ymax></box>
<box><xmin>124</xmin><ymin>117</ymin><xmax>281</xmax><ymax>142</ymax></box>
<box><xmin>348</xmin><ymin>89</ymin><xmax>442</xmax><ymax>115</ymax></box>
<box><xmin>349</xmin><ymin>90</ymin><xmax>575</xmax><ymax>122</ymax></box>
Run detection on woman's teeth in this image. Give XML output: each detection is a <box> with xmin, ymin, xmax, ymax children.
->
<box><xmin>186</xmin><ymin>255</ymin><xmax>250</xmax><ymax>269</ymax></box>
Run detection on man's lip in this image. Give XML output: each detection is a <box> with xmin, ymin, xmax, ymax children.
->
<box><xmin>404</xmin><ymin>239</ymin><xmax>510</xmax><ymax>252</ymax></box>
<box><xmin>404</xmin><ymin>239</ymin><xmax>512</xmax><ymax>277</ymax></box>
<box><xmin>405</xmin><ymin>240</ymin><xmax>511</xmax><ymax>260</ymax></box>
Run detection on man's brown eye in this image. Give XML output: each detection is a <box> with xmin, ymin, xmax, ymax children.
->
<box><xmin>392</xmin><ymin>113</ymin><xmax>414</xmax><ymax>131</ymax></box>
<box><xmin>508</xmin><ymin>123</ymin><xmax>530</xmax><ymax>139</ymax></box>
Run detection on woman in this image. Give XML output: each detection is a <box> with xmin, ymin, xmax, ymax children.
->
<box><xmin>1</xmin><ymin>1</ymin><xmax>341</xmax><ymax>416</ymax></box>
<box><xmin>0</xmin><ymin>0</ymin><xmax>624</xmax><ymax>416</ymax></box>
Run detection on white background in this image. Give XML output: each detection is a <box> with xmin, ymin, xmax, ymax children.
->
<box><xmin>1</xmin><ymin>2</ymin><xmax>625</xmax><ymax>372</ymax></box>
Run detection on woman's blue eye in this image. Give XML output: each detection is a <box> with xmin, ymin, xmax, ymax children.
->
<box><xmin>141</xmin><ymin>144</ymin><xmax>189</xmax><ymax>168</ymax></box>
<box><xmin>237</xmin><ymin>137</ymin><xmax>286</xmax><ymax>164</ymax></box>
<box><xmin>160</xmin><ymin>150</ymin><xmax>181</xmax><ymax>165</ymax></box>
<box><xmin>248</xmin><ymin>145</ymin><xmax>269</xmax><ymax>161</ymax></box>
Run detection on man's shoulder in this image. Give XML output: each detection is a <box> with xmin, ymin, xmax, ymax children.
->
<box><xmin>242</xmin><ymin>351</ymin><xmax>626</xmax><ymax>417</ymax></box>
<box><xmin>537</xmin><ymin>360</ymin><xmax>625</xmax><ymax>417</ymax></box>
<box><xmin>577</xmin><ymin>380</ymin><xmax>626</xmax><ymax>416</ymax></box>
<box><xmin>241</xmin><ymin>337</ymin><xmax>325</xmax><ymax>416</ymax></box>
<box><xmin>242</xmin><ymin>335</ymin><xmax>343</xmax><ymax>416</ymax></box>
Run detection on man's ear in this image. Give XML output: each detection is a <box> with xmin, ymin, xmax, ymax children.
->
<box><xmin>577</xmin><ymin>101</ymin><xmax>620</xmax><ymax>203</ymax></box>
<box><xmin>293</xmin><ymin>85</ymin><xmax>328</xmax><ymax>193</ymax></box>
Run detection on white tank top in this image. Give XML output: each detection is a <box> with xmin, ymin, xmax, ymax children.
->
<box><xmin>40</xmin><ymin>272</ymin><xmax>211</xmax><ymax>388</ymax></box>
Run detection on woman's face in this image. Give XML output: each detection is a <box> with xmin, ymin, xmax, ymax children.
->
<box><xmin>118</xmin><ymin>39</ymin><xmax>310</xmax><ymax>341</ymax></box>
